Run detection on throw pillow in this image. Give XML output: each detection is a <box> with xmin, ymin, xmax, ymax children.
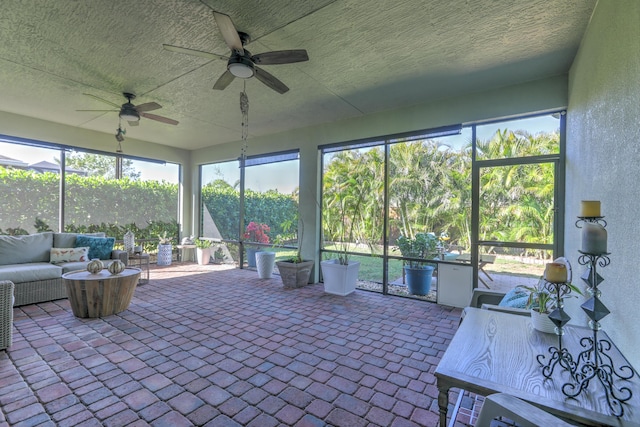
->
<box><xmin>50</xmin><ymin>247</ymin><xmax>90</xmax><ymax>264</ymax></box>
<box><xmin>498</xmin><ymin>287</ymin><xmax>530</xmax><ymax>309</ymax></box>
<box><xmin>75</xmin><ymin>236</ymin><xmax>115</xmax><ymax>260</ymax></box>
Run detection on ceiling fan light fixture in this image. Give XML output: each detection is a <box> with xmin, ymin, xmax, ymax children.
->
<box><xmin>228</xmin><ymin>56</ymin><xmax>255</xmax><ymax>78</ymax></box>
<box><xmin>119</xmin><ymin>106</ymin><xmax>140</xmax><ymax>122</ymax></box>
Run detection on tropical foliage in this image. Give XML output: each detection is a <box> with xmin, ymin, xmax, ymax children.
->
<box><xmin>395</xmin><ymin>232</ymin><xmax>439</xmax><ymax>268</ymax></box>
<box><xmin>322</xmin><ymin>128</ymin><xmax>559</xmax><ymax>260</ymax></box>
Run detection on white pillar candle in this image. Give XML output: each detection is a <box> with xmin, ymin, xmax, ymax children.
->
<box><xmin>581</xmin><ymin>223</ymin><xmax>607</xmax><ymax>254</ymax></box>
<box><xmin>580</xmin><ymin>200</ymin><xmax>601</xmax><ymax>217</ymax></box>
<box><xmin>545</xmin><ymin>262</ymin><xmax>567</xmax><ymax>283</ymax></box>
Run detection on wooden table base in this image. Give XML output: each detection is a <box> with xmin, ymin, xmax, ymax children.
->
<box><xmin>63</xmin><ymin>268</ymin><xmax>141</xmax><ymax>318</ymax></box>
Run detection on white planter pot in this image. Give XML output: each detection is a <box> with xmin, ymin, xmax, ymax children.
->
<box><xmin>320</xmin><ymin>259</ymin><xmax>360</xmax><ymax>296</ymax></box>
<box><xmin>530</xmin><ymin>309</ymin><xmax>556</xmax><ymax>334</ymax></box>
<box><xmin>157</xmin><ymin>244</ymin><xmax>172</xmax><ymax>266</ymax></box>
<box><xmin>196</xmin><ymin>248</ymin><xmax>211</xmax><ymax>265</ymax></box>
<box><xmin>255</xmin><ymin>251</ymin><xmax>276</xmax><ymax>279</ymax></box>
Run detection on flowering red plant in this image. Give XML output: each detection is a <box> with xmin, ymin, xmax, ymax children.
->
<box><xmin>243</xmin><ymin>222</ymin><xmax>270</xmax><ymax>244</ymax></box>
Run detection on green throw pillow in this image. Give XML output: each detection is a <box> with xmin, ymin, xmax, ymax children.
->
<box><xmin>75</xmin><ymin>235</ymin><xmax>115</xmax><ymax>260</ymax></box>
<box><xmin>498</xmin><ymin>287</ymin><xmax>529</xmax><ymax>309</ymax></box>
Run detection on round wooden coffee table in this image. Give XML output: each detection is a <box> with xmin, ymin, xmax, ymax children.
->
<box><xmin>62</xmin><ymin>268</ymin><xmax>141</xmax><ymax>318</ymax></box>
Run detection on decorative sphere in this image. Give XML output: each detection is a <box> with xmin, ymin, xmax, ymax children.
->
<box><xmin>108</xmin><ymin>259</ymin><xmax>126</xmax><ymax>275</ymax></box>
<box><xmin>87</xmin><ymin>259</ymin><xmax>103</xmax><ymax>274</ymax></box>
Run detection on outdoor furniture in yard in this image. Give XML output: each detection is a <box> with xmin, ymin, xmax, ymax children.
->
<box><xmin>455</xmin><ymin>253</ymin><xmax>496</xmax><ymax>288</ymax></box>
<box><xmin>62</xmin><ymin>268</ymin><xmax>140</xmax><ymax>318</ymax></box>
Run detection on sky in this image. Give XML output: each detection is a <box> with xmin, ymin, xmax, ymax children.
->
<box><xmin>2</xmin><ymin>142</ymin><xmax>179</xmax><ymax>183</ymax></box>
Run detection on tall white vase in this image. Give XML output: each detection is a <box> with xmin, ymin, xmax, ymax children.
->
<box><xmin>255</xmin><ymin>251</ymin><xmax>276</xmax><ymax>279</ymax></box>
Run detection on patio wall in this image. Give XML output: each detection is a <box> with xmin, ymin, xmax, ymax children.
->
<box><xmin>566</xmin><ymin>0</ymin><xmax>640</xmax><ymax>368</ymax></box>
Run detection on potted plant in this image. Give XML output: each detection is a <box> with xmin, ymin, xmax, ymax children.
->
<box><xmin>157</xmin><ymin>231</ymin><xmax>173</xmax><ymax>266</ymax></box>
<box><xmin>395</xmin><ymin>232</ymin><xmax>439</xmax><ymax>295</ymax></box>
<box><xmin>195</xmin><ymin>238</ymin><xmax>212</xmax><ymax>265</ymax></box>
<box><xmin>213</xmin><ymin>246</ymin><xmax>226</xmax><ymax>264</ymax></box>
<box><xmin>243</xmin><ymin>222</ymin><xmax>270</xmax><ymax>268</ymax></box>
<box><xmin>274</xmin><ymin>218</ymin><xmax>314</xmax><ymax>288</ymax></box>
<box><xmin>320</xmin><ymin>177</ymin><xmax>367</xmax><ymax>296</ymax></box>
<box><xmin>520</xmin><ymin>267</ymin><xmax>582</xmax><ymax>333</ymax></box>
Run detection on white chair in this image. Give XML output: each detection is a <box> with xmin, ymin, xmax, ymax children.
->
<box><xmin>475</xmin><ymin>393</ymin><xmax>575</xmax><ymax>427</ymax></box>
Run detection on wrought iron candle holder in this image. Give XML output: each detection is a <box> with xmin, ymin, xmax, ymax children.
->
<box><xmin>560</xmin><ymin>250</ymin><xmax>635</xmax><ymax>417</ymax></box>
<box><xmin>536</xmin><ymin>279</ymin><xmax>576</xmax><ymax>378</ymax></box>
<box><xmin>575</xmin><ymin>215</ymin><xmax>607</xmax><ymax>228</ymax></box>
<box><xmin>537</xmin><ymin>215</ymin><xmax>635</xmax><ymax>417</ymax></box>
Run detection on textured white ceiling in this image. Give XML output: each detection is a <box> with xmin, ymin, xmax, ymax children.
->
<box><xmin>0</xmin><ymin>0</ymin><xmax>596</xmax><ymax>150</ymax></box>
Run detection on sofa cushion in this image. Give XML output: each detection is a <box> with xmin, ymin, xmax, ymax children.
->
<box><xmin>498</xmin><ymin>287</ymin><xmax>530</xmax><ymax>309</ymax></box>
<box><xmin>75</xmin><ymin>236</ymin><xmax>115</xmax><ymax>260</ymax></box>
<box><xmin>54</xmin><ymin>232</ymin><xmax>106</xmax><ymax>248</ymax></box>
<box><xmin>50</xmin><ymin>247</ymin><xmax>90</xmax><ymax>264</ymax></box>
<box><xmin>0</xmin><ymin>263</ymin><xmax>62</xmax><ymax>283</ymax></box>
<box><xmin>0</xmin><ymin>232</ymin><xmax>53</xmax><ymax>265</ymax></box>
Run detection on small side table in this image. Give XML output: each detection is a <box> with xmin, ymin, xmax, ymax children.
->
<box><xmin>128</xmin><ymin>253</ymin><xmax>150</xmax><ymax>285</ymax></box>
<box><xmin>176</xmin><ymin>244</ymin><xmax>196</xmax><ymax>262</ymax></box>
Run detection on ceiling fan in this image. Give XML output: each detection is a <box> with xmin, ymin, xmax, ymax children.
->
<box><xmin>163</xmin><ymin>11</ymin><xmax>309</xmax><ymax>94</ymax></box>
<box><xmin>77</xmin><ymin>93</ymin><xmax>179</xmax><ymax>126</ymax></box>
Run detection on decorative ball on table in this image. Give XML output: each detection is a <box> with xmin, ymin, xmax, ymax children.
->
<box><xmin>108</xmin><ymin>259</ymin><xmax>126</xmax><ymax>275</ymax></box>
<box><xmin>87</xmin><ymin>258</ymin><xmax>104</xmax><ymax>274</ymax></box>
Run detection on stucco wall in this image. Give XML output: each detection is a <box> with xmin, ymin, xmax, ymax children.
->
<box><xmin>566</xmin><ymin>0</ymin><xmax>640</xmax><ymax>367</ymax></box>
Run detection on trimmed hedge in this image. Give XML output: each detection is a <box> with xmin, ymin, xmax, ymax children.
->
<box><xmin>0</xmin><ymin>168</ymin><xmax>299</xmax><ymax>244</ymax></box>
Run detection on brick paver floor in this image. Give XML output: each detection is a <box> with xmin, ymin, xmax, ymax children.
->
<box><xmin>1</xmin><ymin>263</ymin><xmax>468</xmax><ymax>426</ymax></box>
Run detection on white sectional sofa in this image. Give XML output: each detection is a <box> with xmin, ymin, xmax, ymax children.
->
<box><xmin>0</xmin><ymin>232</ymin><xmax>128</xmax><ymax>306</ymax></box>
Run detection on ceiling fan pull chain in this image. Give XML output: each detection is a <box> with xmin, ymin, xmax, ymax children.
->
<box><xmin>240</xmin><ymin>83</ymin><xmax>249</xmax><ymax>159</ymax></box>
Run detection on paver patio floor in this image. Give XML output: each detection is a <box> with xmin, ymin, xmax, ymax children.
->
<box><xmin>1</xmin><ymin>263</ymin><xmax>465</xmax><ymax>427</ymax></box>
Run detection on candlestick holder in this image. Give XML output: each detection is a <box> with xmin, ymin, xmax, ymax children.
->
<box><xmin>575</xmin><ymin>216</ymin><xmax>607</xmax><ymax>228</ymax></box>
<box><xmin>536</xmin><ymin>280</ymin><xmax>576</xmax><ymax>377</ymax></box>
<box><xmin>559</xmin><ymin>249</ymin><xmax>635</xmax><ymax>417</ymax></box>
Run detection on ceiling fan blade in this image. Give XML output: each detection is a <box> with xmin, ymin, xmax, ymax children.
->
<box><xmin>162</xmin><ymin>44</ymin><xmax>228</xmax><ymax>61</ymax></box>
<box><xmin>252</xmin><ymin>50</ymin><xmax>309</xmax><ymax>65</ymax></box>
<box><xmin>254</xmin><ymin>67</ymin><xmax>289</xmax><ymax>94</ymax></box>
<box><xmin>213</xmin><ymin>11</ymin><xmax>244</xmax><ymax>55</ymax></box>
<box><xmin>213</xmin><ymin>70</ymin><xmax>235</xmax><ymax>90</ymax></box>
<box><xmin>135</xmin><ymin>102</ymin><xmax>162</xmax><ymax>112</ymax></box>
<box><xmin>82</xmin><ymin>93</ymin><xmax>121</xmax><ymax>109</ymax></box>
<box><xmin>76</xmin><ymin>109</ymin><xmax>117</xmax><ymax>112</ymax></box>
<box><xmin>129</xmin><ymin>120</ymin><xmax>139</xmax><ymax>127</ymax></box>
<box><xmin>141</xmin><ymin>112</ymin><xmax>179</xmax><ymax>126</ymax></box>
